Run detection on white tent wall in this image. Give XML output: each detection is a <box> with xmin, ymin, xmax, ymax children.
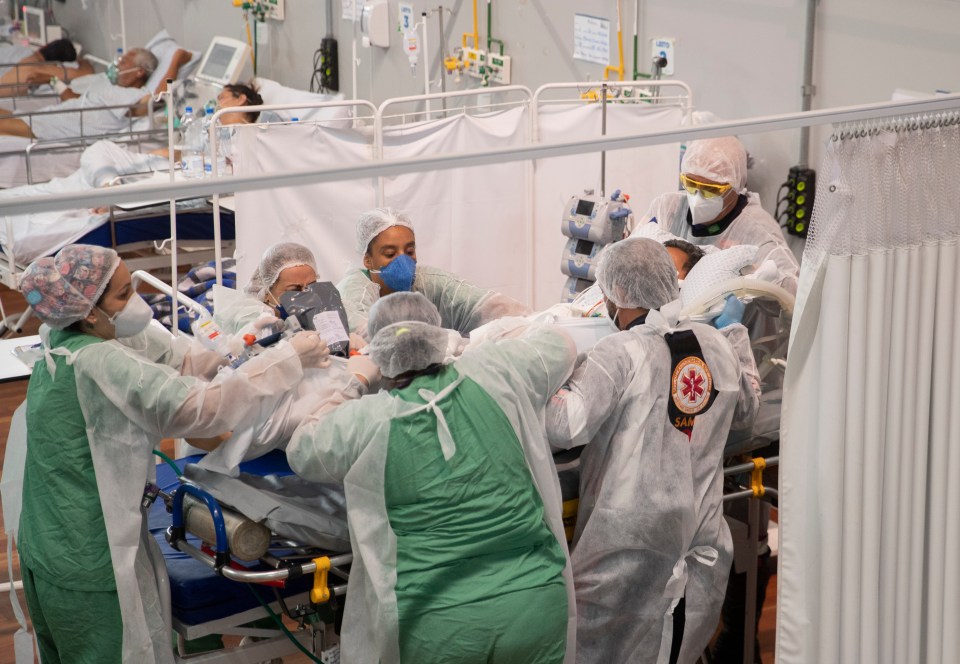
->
<box><xmin>779</xmin><ymin>117</ymin><xmax>960</xmax><ymax>663</ymax></box>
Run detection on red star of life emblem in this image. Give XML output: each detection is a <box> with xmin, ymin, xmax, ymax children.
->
<box><xmin>671</xmin><ymin>356</ymin><xmax>712</xmax><ymax>415</ymax></box>
<box><xmin>681</xmin><ymin>368</ymin><xmax>705</xmax><ymax>403</ymax></box>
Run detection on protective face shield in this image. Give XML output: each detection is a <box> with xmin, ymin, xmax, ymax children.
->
<box><xmin>370</xmin><ymin>254</ymin><xmax>417</xmax><ymax>292</ymax></box>
<box><xmin>686</xmin><ymin>191</ymin><xmax>727</xmax><ymax>225</ymax></box>
<box><xmin>100</xmin><ymin>294</ymin><xmax>153</xmax><ymax>338</ymax></box>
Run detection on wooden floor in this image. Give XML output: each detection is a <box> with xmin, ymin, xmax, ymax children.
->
<box><xmin>0</xmin><ymin>286</ymin><xmax>778</xmax><ymax>663</ymax></box>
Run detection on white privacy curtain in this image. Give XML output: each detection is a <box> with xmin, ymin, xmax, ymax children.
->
<box><xmin>778</xmin><ymin>116</ymin><xmax>960</xmax><ymax>664</ymax></box>
<box><xmin>232</xmin><ymin>109</ymin><xmax>529</xmax><ymax>300</ymax></box>
<box><xmin>232</xmin><ymin>122</ymin><xmax>378</xmax><ymax>287</ymax></box>
<box><xmin>533</xmin><ymin>104</ymin><xmax>682</xmax><ymax>308</ymax></box>
<box><xmin>381</xmin><ymin>107</ymin><xmax>530</xmax><ymax>303</ymax></box>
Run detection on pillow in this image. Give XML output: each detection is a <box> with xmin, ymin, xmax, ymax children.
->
<box><xmin>254</xmin><ymin>78</ymin><xmax>352</xmax><ymax>128</ymax></box>
<box><xmin>144</xmin><ymin>29</ymin><xmax>200</xmax><ymax>93</ymax></box>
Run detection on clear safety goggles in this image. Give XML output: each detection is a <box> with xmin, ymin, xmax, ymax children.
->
<box><xmin>679</xmin><ymin>173</ymin><xmax>733</xmax><ymax>199</ymax></box>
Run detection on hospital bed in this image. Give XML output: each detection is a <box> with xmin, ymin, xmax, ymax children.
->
<box><xmin>150</xmin><ymin>451</ymin><xmax>350</xmax><ymax>662</ymax></box>
<box><xmin>0</xmin><ymin>180</ymin><xmax>236</xmax><ymax>335</ymax></box>
<box><xmin>0</xmin><ymin>29</ymin><xmax>202</xmax><ymax>188</ymax></box>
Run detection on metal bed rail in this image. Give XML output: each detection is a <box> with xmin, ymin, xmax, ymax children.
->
<box><xmin>8</xmin><ymin>93</ymin><xmax>157</xmax><ymax>138</ymax></box>
<box><xmin>0</xmin><ymin>59</ymin><xmax>75</xmax><ymax>101</ymax></box>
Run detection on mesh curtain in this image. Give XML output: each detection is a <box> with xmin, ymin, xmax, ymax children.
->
<box><xmin>778</xmin><ymin>110</ymin><xmax>960</xmax><ymax>664</ymax></box>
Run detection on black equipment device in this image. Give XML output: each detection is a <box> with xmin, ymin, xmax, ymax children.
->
<box><xmin>278</xmin><ymin>281</ymin><xmax>351</xmax><ymax>357</ymax></box>
<box><xmin>781</xmin><ymin>166</ymin><xmax>816</xmax><ymax>237</ymax></box>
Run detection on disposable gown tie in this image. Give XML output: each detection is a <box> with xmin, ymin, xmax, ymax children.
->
<box><xmin>401</xmin><ymin>376</ymin><xmax>465</xmax><ymax>462</ymax></box>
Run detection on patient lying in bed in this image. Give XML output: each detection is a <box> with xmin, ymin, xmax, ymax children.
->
<box><xmin>0</xmin><ymin>47</ymin><xmax>192</xmax><ymax>139</ymax></box>
<box><xmin>0</xmin><ymin>39</ymin><xmax>94</xmax><ymax>97</ymax></box>
<box><xmin>0</xmin><ymin>139</ymin><xmax>168</xmax><ymax>262</ymax></box>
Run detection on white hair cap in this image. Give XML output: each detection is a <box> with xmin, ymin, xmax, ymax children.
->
<box><xmin>368</xmin><ymin>291</ymin><xmax>442</xmax><ymax>340</ymax></box>
<box><xmin>681</xmin><ymin>136</ymin><xmax>748</xmax><ymax>191</ymax></box>
<box><xmin>245</xmin><ymin>242</ymin><xmax>317</xmax><ymax>299</ymax></box>
<box><xmin>596</xmin><ymin>237</ymin><xmax>679</xmax><ymax>310</ymax></box>
<box><xmin>355</xmin><ymin>207</ymin><xmax>415</xmax><ymax>255</ymax></box>
<box><xmin>368</xmin><ymin>321</ymin><xmax>450</xmax><ymax>378</ymax></box>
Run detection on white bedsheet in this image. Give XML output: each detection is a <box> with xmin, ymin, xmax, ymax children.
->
<box><xmin>0</xmin><ymin>134</ymin><xmax>80</xmax><ymax>188</ymax></box>
<box><xmin>0</xmin><ymin>140</ymin><xmax>168</xmax><ymax>263</ymax></box>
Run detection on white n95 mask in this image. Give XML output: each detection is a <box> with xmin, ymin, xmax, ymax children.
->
<box><xmin>686</xmin><ymin>191</ymin><xmax>726</xmax><ymax>226</ymax></box>
<box><xmin>104</xmin><ymin>294</ymin><xmax>154</xmax><ymax>338</ymax></box>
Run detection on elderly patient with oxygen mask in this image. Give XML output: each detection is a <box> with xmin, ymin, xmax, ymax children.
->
<box><xmin>13</xmin><ymin>244</ymin><xmax>331</xmax><ymax>664</ymax></box>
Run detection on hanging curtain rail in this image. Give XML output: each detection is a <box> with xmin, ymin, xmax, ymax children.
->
<box><xmin>833</xmin><ymin>108</ymin><xmax>960</xmax><ymax>141</ymax></box>
<box><xmin>2</xmin><ymin>92</ymin><xmax>959</xmax><ymax>218</ymax></box>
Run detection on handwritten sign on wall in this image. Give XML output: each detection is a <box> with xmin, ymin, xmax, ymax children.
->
<box><xmin>573</xmin><ymin>14</ymin><xmax>610</xmax><ymax>66</ymax></box>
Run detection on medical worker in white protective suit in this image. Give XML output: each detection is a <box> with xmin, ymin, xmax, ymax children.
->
<box><xmin>546</xmin><ymin>238</ymin><xmax>760</xmax><ymax>664</ymax></box>
<box><xmin>287</xmin><ymin>291</ymin><xmax>579</xmax><ymax>664</ymax></box>
<box><xmin>336</xmin><ymin>207</ymin><xmax>530</xmax><ymax>338</ymax></box>
<box><xmin>632</xmin><ymin>136</ymin><xmax>799</xmax><ymax>295</ymax></box>
<box><xmin>14</xmin><ymin>244</ymin><xmax>330</xmax><ymax>664</ymax></box>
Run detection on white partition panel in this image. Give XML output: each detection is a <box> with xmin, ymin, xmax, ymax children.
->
<box><xmin>381</xmin><ymin>107</ymin><xmax>530</xmax><ymax>304</ymax></box>
<box><xmin>232</xmin><ymin>122</ymin><xmax>378</xmax><ymax>287</ymax></box>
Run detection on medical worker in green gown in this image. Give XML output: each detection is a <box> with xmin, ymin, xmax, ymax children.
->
<box><xmin>287</xmin><ymin>291</ymin><xmax>578</xmax><ymax>664</ymax></box>
<box><xmin>15</xmin><ymin>244</ymin><xmax>330</xmax><ymax>664</ymax></box>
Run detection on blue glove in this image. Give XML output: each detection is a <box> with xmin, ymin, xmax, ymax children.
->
<box><xmin>714</xmin><ymin>295</ymin><xmax>746</xmax><ymax>329</ymax></box>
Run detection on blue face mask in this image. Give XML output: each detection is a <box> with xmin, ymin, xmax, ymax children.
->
<box><xmin>371</xmin><ymin>254</ymin><xmax>416</xmax><ymax>292</ymax></box>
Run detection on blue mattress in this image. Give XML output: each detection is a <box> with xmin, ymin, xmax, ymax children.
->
<box><xmin>79</xmin><ymin>209</ymin><xmax>236</xmax><ymax>248</ymax></box>
<box><xmin>149</xmin><ymin>450</ymin><xmax>315</xmax><ymax>626</ymax></box>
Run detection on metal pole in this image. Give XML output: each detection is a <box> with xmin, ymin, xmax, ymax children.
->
<box><xmin>437</xmin><ymin>6</ymin><xmax>448</xmax><ymax>112</ymax></box>
<box><xmin>743</xmin><ymin>497</ymin><xmax>760</xmax><ymax>664</ymax></box>
<box><xmin>600</xmin><ymin>83</ymin><xmax>607</xmax><ymax>198</ymax></box>
<box><xmin>422</xmin><ymin>14</ymin><xmax>432</xmax><ymax>115</ymax></box>
<box><xmin>6</xmin><ymin>92</ymin><xmax>960</xmax><ymax>217</ymax></box>
<box><xmin>798</xmin><ymin>0</ymin><xmax>818</xmax><ymax>168</ymax></box>
<box><xmin>165</xmin><ymin>80</ymin><xmax>179</xmax><ymax>336</ymax></box>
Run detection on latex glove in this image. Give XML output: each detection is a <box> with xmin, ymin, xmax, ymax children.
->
<box><xmin>252</xmin><ymin>315</ymin><xmax>280</xmax><ymax>333</ymax></box>
<box><xmin>347</xmin><ymin>353</ymin><xmax>380</xmax><ymax>389</ymax></box>
<box><xmin>349</xmin><ymin>332</ymin><xmax>367</xmax><ymax>352</ymax></box>
<box><xmin>713</xmin><ymin>295</ymin><xmax>746</xmax><ymax>329</ymax></box>
<box><xmin>289</xmin><ymin>331</ymin><xmax>331</xmax><ymax>369</ymax></box>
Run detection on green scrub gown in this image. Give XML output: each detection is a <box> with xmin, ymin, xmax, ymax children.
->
<box><xmin>18</xmin><ymin>328</ymin><xmax>123</xmax><ymax>664</ymax></box>
<box><xmin>288</xmin><ymin>326</ymin><xmax>578</xmax><ymax>664</ymax></box>
<box><xmin>386</xmin><ymin>368</ymin><xmax>568</xmax><ymax>663</ymax></box>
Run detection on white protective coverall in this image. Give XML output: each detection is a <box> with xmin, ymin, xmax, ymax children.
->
<box><xmin>287</xmin><ymin>325</ymin><xmax>579</xmax><ymax>664</ymax></box>
<box><xmin>39</xmin><ymin>328</ymin><xmax>310</xmax><ymax>664</ymax></box>
<box><xmin>336</xmin><ymin>264</ymin><xmax>530</xmax><ymax>338</ymax></box>
<box><xmin>546</xmin><ymin>309</ymin><xmax>760</xmax><ymax>664</ymax></box>
<box><xmin>635</xmin><ymin>191</ymin><xmax>799</xmax><ymax>295</ymax></box>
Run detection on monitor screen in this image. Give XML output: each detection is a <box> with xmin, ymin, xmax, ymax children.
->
<box><xmin>200</xmin><ymin>43</ymin><xmax>236</xmax><ymax>81</ymax></box>
<box><xmin>24</xmin><ymin>8</ymin><xmax>44</xmax><ymax>44</ymax></box>
<box><xmin>575</xmin><ymin>199</ymin><xmax>595</xmax><ymax>217</ymax></box>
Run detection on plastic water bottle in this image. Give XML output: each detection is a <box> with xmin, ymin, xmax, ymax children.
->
<box><xmin>179</xmin><ymin>107</ymin><xmax>204</xmax><ymax>179</ymax></box>
<box><xmin>191</xmin><ymin>317</ymin><xmax>248</xmax><ymax>368</ymax></box>
<box><xmin>203</xmin><ymin>122</ymin><xmax>230</xmax><ymax>177</ymax></box>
